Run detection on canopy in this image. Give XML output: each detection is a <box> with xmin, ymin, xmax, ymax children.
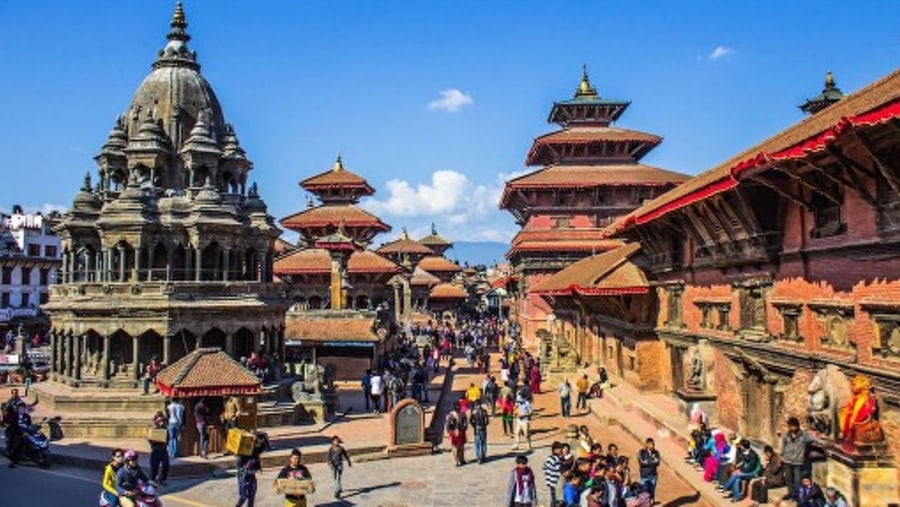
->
<box><xmin>155</xmin><ymin>347</ymin><xmax>261</xmax><ymax>398</ymax></box>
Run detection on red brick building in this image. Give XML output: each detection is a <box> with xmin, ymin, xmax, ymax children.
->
<box><xmin>538</xmin><ymin>69</ymin><xmax>900</xmax><ymax>499</ymax></box>
<box><xmin>500</xmin><ymin>68</ymin><xmax>688</xmax><ymax>346</ymax></box>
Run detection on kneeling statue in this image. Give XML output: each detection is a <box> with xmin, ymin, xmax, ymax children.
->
<box><xmin>838</xmin><ymin>374</ymin><xmax>884</xmax><ymax>444</ymax></box>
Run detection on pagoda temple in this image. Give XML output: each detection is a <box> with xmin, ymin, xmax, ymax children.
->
<box><xmin>42</xmin><ymin>3</ymin><xmax>286</xmax><ymax>388</ymax></box>
<box><xmin>418</xmin><ymin>223</ymin><xmax>453</xmax><ymax>256</ymax></box>
<box><xmin>275</xmin><ymin>157</ymin><xmax>402</xmax><ymax>379</ymax></box>
<box><xmin>500</xmin><ymin>66</ymin><xmax>689</xmax><ymax>345</ymax></box>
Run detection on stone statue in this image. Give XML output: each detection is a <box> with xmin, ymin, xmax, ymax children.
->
<box><xmin>686</xmin><ymin>348</ymin><xmax>704</xmax><ymax>391</ymax></box>
<box><xmin>839</xmin><ymin>374</ymin><xmax>884</xmax><ymax>444</ymax></box>
<box><xmin>16</xmin><ymin>322</ymin><xmax>25</xmax><ymax>338</ymax></box>
<box><xmin>806</xmin><ymin>368</ymin><xmax>834</xmax><ymax>436</ymax></box>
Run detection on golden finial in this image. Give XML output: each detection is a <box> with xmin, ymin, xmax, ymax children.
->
<box><xmin>306</xmin><ymin>194</ymin><xmax>315</xmax><ymax>208</ymax></box>
<box><xmin>332</xmin><ymin>154</ymin><xmax>344</xmax><ymax>172</ymax></box>
<box><xmin>824</xmin><ymin>71</ymin><xmax>835</xmax><ymax>88</ymax></box>
<box><xmin>172</xmin><ymin>2</ymin><xmax>186</xmax><ymax>27</ymax></box>
<box><xmin>575</xmin><ymin>63</ymin><xmax>598</xmax><ymax>98</ymax></box>
<box><xmin>401</xmin><ymin>228</ymin><xmax>410</xmax><ymax>240</ymax></box>
<box><xmin>431</xmin><ymin>222</ymin><xmax>438</xmax><ymax>235</ymax></box>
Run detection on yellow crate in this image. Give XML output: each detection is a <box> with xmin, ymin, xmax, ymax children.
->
<box><xmin>225</xmin><ymin>428</ymin><xmax>255</xmax><ymax>456</ymax></box>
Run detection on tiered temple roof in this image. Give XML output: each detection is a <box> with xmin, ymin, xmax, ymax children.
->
<box><xmin>418</xmin><ymin>223</ymin><xmax>453</xmax><ymax>256</ymax></box>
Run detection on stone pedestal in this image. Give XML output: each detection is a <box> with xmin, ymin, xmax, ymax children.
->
<box><xmin>820</xmin><ymin>442</ymin><xmax>899</xmax><ymax>506</ymax></box>
<box><xmin>674</xmin><ymin>389</ymin><xmax>717</xmax><ymax>424</ymax></box>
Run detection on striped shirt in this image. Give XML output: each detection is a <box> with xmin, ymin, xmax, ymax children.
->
<box><xmin>542</xmin><ymin>453</ymin><xmax>562</xmax><ymax>488</ymax></box>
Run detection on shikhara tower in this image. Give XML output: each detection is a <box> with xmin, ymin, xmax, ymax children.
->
<box><xmin>45</xmin><ymin>3</ymin><xmax>286</xmax><ymax>387</ymax></box>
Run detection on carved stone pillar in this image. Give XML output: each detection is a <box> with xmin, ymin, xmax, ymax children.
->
<box><xmin>166</xmin><ymin>247</ymin><xmax>173</xmax><ymax>281</ymax></box>
<box><xmin>132</xmin><ymin>335</ymin><xmax>140</xmax><ymax>380</ymax></box>
<box><xmin>226</xmin><ymin>333</ymin><xmax>235</xmax><ymax>357</ymax></box>
<box><xmin>163</xmin><ymin>333</ymin><xmax>171</xmax><ymax>365</ymax></box>
<box><xmin>61</xmin><ymin>251</ymin><xmax>69</xmax><ymax>284</ymax></box>
<box><xmin>102</xmin><ymin>334</ymin><xmax>111</xmax><ymax>381</ymax></box>
<box><xmin>195</xmin><ymin>246</ymin><xmax>203</xmax><ymax>282</ymax></box>
<box><xmin>103</xmin><ymin>248</ymin><xmax>111</xmax><ymax>282</ymax></box>
<box><xmin>223</xmin><ymin>248</ymin><xmax>231</xmax><ymax>282</ymax></box>
<box><xmin>393</xmin><ymin>284</ymin><xmax>401</xmax><ymax>321</ymax></box>
<box><xmin>73</xmin><ymin>334</ymin><xmax>82</xmax><ymax>381</ymax></box>
<box><xmin>117</xmin><ymin>244</ymin><xmax>126</xmax><ymax>282</ymax></box>
<box><xmin>133</xmin><ymin>243</ymin><xmax>142</xmax><ymax>282</ymax></box>
<box><xmin>65</xmin><ymin>333</ymin><xmax>73</xmax><ymax>379</ymax></box>
<box><xmin>49</xmin><ymin>330</ymin><xmax>57</xmax><ymax>375</ymax></box>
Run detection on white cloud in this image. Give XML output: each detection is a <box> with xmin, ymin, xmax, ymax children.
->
<box><xmin>708</xmin><ymin>45</ymin><xmax>733</xmax><ymax>60</ymax></box>
<box><xmin>427</xmin><ymin>88</ymin><xmax>474</xmax><ymax>113</ymax></box>
<box><xmin>361</xmin><ymin>170</ymin><xmax>518</xmax><ymax>243</ymax></box>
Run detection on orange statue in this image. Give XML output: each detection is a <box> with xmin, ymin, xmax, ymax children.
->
<box><xmin>838</xmin><ymin>374</ymin><xmax>884</xmax><ymax>444</ymax></box>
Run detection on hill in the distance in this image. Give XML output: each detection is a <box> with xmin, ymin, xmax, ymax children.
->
<box><xmin>446</xmin><ymin>241</ymin><xmax>508</xmax><ymax>268</ymax></box>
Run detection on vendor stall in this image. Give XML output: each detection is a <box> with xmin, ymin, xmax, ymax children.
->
<box><xmin>155</xmin><ymin>347</ymin><xmax>261</xmax><ymax>457</ymax></box>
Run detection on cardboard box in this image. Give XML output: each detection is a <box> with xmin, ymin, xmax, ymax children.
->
<box><xmin>275</xmin><ymin>478</ymin><xmax>315</xmax><ymax>496</ymax></box>
<box><xmin>148</xmin><ymin>428</ymin><xmax>167</xmax><ymax>443</ymax></box>
<box><xmin>225</xmin><ymin>428</ymin><xmax>255</xmax><ymax>456</ymax></box>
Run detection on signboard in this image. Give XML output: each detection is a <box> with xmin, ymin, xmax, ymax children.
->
<box><xmin>0</xmin><ymin>354</ymin><xmax>20</xmax><ymax>365</ymax></box>
<box><xmin>394</xmin><ymin>403</ymin><xmax>424</xmax><ymax>445</ymax></box>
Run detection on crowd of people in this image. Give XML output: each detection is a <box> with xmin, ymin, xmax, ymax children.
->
<box><xmin>684</xmin><ymin>408</ymin><xmax>848</xmax><ymax>507</ymax></box>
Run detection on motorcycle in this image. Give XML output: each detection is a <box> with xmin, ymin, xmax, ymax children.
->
<box><xmin>16</xmin><ymin>422</ymin><xmax>52</xmax><ymax>468</ymax></box>
<box><xmin>99</xmin><ymin>482</ymin><xmax>163</xmax><ymax>507</ymax></box>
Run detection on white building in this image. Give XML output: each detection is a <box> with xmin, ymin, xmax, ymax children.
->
<box><xmin>0</xmin><ymin>205</ymin><xmax>62</xmax><ymax>328</ymax></box>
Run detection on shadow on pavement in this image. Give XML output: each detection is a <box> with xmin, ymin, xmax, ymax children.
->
<box><xmin>662</xmin><ymin>491</ymin><xmax>702</xmax><ymax>506</ymax></box>
<box><xmin>338</xmin><ymin>480</ymin><xmax>402</xmax><ymax>500</ymax></box>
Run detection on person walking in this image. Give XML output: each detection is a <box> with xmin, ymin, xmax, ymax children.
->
<box><xmin>781</xmin><ymin>417</ymin><xmax>814</xmax><ymax>500</ymax></box>
<box><xmin>274</xmin><ymin>449</ymin><xmax>313</xmax><ymax>507</ymax></box>
<box><xmin>369</xmin><ymin>371</ymin><xmax>384</xmax><ymax>414</ymax></box>
<box><xmin>142</xmin><ymin>356</ymin><xmax>161</xmax><ymax>395</ymax></box>
<box><xmin>327</xmin><ymin>435</ymin><xmax>352</xmax><ymax>499</ymax></box>
<box><xmin>148</xmin><ymin>411</ymin><xmax>169</xmax><ymax>485</ymax></box>
<box><xmin>500</xmin><ymin>393</ymin><xmax>515</xmax><ymax>436</ymax></box>
<box><xmin>558</xmin><ymin>379</ymin><xmax>572</xmax><ymax>418</ymax></box>
<box><xmin>470</xmin><ymin>400</ymin><xmax>490</xmax><ymax>464</ymax></box>
<box><xmin>512</xmin><ymin>395</ymin><xmax>532</xmax><ymax>451</ymax></box>
<box><xmin>506</xmin><ymin>454</ymin><xmax>539</xmax><ymax>507</ymax></box>
<box><xmin>576</xmin><ymin>374</ymin><xmax>590</xmax><ymax>412</ymax></box>
<box><xmin>445</xmin><ymin>401</ymin><xmax>468</xmax><ymax>466</ymax></box>
<box><xmin>223</xmin><ymin>396</ymin><xmax>241</xmax><ymax>432</ymax></box>
<box><xmin>235</xmin><ymin>434</ymin><xmax>266</xmax><ymax>507</ymax></box>
<box><xmin>542</xmin><ymin>441</ymin><xmax>563</xmax><ymax>507</ymax></box>
<box><xmin>638</xmin><ymin>438</ymin><xmax>661</xmax><ymax>504</ymax></box>
<box><xmin>166</xmin><ymin>398</ymin><xmax>185</xmax><ymax>460</ymax></box>
<box><xmin>194</xmin><ymin>398</ymin><xmax>210</xmax><ymax>459</ymax></box>
<box><xmin>360</xmin><ymin>370</ymin><xmax>372</xmax><ymax>412</ymax></box>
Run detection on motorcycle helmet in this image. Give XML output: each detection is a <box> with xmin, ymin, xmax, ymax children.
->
<box><xmin>123</xmin><ymin>449</ymin><xmax>138</xmax><ymax>461</ymax></box>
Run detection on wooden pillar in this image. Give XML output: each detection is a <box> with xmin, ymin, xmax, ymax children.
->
<box><xmin>132</xmin><ymin>334</ymin><xmax>140</xmax><ymax>380</ymax></box>
<box><xmin>102</xmin><ymin>334</ymin><xmax>111</xmax><ymax>381</ymax></box>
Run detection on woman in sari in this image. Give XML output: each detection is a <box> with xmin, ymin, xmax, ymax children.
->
<box><xmin>703</xmin><ymin>432</ymin><xmax>730</xmax><ymax>482</ymax></box>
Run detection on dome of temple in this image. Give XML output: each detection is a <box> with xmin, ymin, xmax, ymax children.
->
<box><xmin>125</xmin><ymin>3</ymin><xmax>226</xmax><ymax>152</ymax></box>
<box><xmin>72</xmin><ymin>173</ymin><xmax>101</xmax><ymax>210</ymax></box>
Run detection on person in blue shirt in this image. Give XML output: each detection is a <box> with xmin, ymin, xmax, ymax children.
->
<box><xmin>562</xmin><ymin>472</ymin><xmax>583</xmax><ymax>506</ymax></box>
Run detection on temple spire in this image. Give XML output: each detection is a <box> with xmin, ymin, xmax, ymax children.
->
<box><xmin>431</xmin><ymin>222</ymin><xmax>437</xmax><ymax>235</ymax></box>
<box><xmin>575</xmin><ymin>64</ymin><xmax>598</xmax><ymax>98</ymax></box>
<box><xmin>333</xmin><ymin>154</ymin><xmax>344</xmax><ymax>172</ymax></box>
<box><xmin>168</xmin><ymin>2</ymin><xmax>190</xmax><ymax>42</ymax></box>
<box><xmin>800</xmin><ymin>70</ymin><xmax>845</xmax><ymax>115</ymax></box>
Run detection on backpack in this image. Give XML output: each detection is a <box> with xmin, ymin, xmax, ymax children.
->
<box><xmin>471</xmin><ymin>408</ymin><xmax>489</xmax><ymax>428</ymax></box>
<box><xmin>445</xmin><ymin>413</ymin><xmax>458</xmax><ymax>432</ymax></box>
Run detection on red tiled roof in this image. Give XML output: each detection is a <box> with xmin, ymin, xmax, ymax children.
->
<box><xmin>281</xmin><ymin>205</ymin><xmax>390</xmax><ymax>232</ymax></box>
<box><xmin>527</xmin><ymin>127</ymin><xmax>661</xmax><ymax>165</ymax></box>
<box><xmin>410</xmin><ymin>267</ymin><xmax>441</xmax><ymax>286</ymax></box>
<box><xmin>507</xmin><ymin>229</ymin><xmax>624</xmax><ymax>257</ymax></box>
<box><xmin>376</xmin><ymin>236</ymin><xmax>433</xmax><ymax>255</ymax></box>
<box><xmin>284</xmin><ymin>315</ymin><xmax>381</xmax><ymax>343</ymax></box>
<box><xmin>610</xmin><ymin>68</ymin><xmax>900</xmax><ymax>234</ymax></box>
<box><xmin>429</xmin><ymin>283</ymin><xmax>468</xmax><ymax>299</ymax></box>
<box><xmin>417</xmin><ymin>255</ymin><xmax>462</xmax><ymax>273</ymax></box>
<box><xmin>300</xmin><ymin>168</ymin><xmax>374</xmax><ymax>195</ymax></box>
<box><xmin>531</xmin><ymin>243</ymin><xmax>647</xmax><ymax>296</ymax></box>
<box><xmin>274</xmin><ymin>238</ymin><xmax>296</xmax><ymax>256</ymax></box>
<box><xmin>155</xmin><ymin>348</ymin><xmax>261</xmax><ymax>398</ymax></box>
<box><xmin>274</xmin><ymin>248</ymin><xmax>399</xmax><ymax>275</ymax></box>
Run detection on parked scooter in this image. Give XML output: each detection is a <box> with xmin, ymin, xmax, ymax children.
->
<box><xmin>99</xmin><ymin>482</ymin><xmax>163</xmax><ymax>507</ymax></box>
<box><xmin>17</xmin><ymin>421</ymin><xmax>51</xmax><ymax>468</ymax></box>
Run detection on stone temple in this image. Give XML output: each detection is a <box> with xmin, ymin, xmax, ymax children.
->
<box><xmin>43</xmin><ymin>3</ymin><xmax>286</xmax><ymax>388</ymax></box>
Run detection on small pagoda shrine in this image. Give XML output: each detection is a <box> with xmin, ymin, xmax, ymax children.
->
<box><xmin>418</xmin><ymin>223</ymin><xmax>453</xmax><ymax>256</ymax></box>
<box><xmin>500</xmin><ymin>66</ymin><xmax>689</xmax><ymax>345</ymax></box>
<box><xmin>377</xmin><ymin>230</ymin><xmax>433</xmax><ymax>327</ymax></box>
<box><xmin>800</xmin><ymin>71</ymin><xmax>846</xmax><ymax>115</ymax></box>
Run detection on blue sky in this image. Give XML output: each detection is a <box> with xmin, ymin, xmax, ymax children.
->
<box><xmin>1</xmin><ymin>1</ymin><xmax>898</xmax><ymax>247</ymax></box>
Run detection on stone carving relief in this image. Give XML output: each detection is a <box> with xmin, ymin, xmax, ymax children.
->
<box><xmin>805</xmin><ymin>365</ymin><xmax>850</xmax><ymax>439</ymax></box>
<box><xmin>682</xmin><ymin>341</ymin><xmax>715</xmax><ymax>392</ymax></box>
